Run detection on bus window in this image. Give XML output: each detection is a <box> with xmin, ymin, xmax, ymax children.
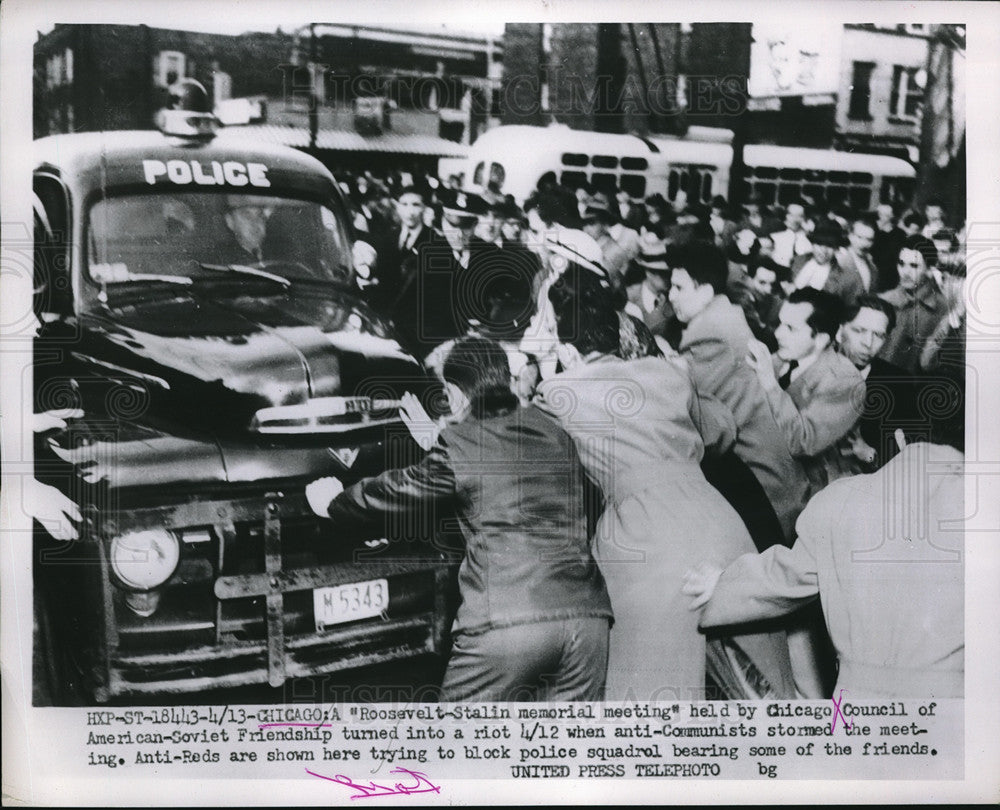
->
<box><xmin>753</xmin><ymin>165</ymin><xmax>778</xmax><ymax>180</ymax></box>
<box><xmin>591</xmin><ymin>155</ymin><xmax>618</xmax><ymax>169</ymax></box>
<box><xmin>827</xmin><ymin>185</ymin><xmax>849</xmax><ymax>206</ymax></box>
<box><xmin>489</xmin><ymin>162</ymin><xmax>506</xmax><ymax>190</ymax></box>
<box><xmin>850</xmin><ymin>172</ymin><xmax>874</xmax><ymax>185</ymax></box>
<box><xmin>591</xmin><ymin>173</ymin><xmax>618</xmax><ymax>195</ymax></box>
<box><xmin>701</xmin><ymin>172</ymin><xmax>713</xmax><ymax>202</ymax></box>
<box><xmin>778</xmin><ymin>167</ymin><xmax>803</xmax><ymax>182</ymax></box>
<box><xmin>560</xmin><ymin>171</ymin><xmax>587</xmax><ymax>189</ymax></box>
<box><xmin>668</xmin><ymin>170</ymin><xmax>680</xmax><ymax>200</ymax></box>
<box><xmin>828</xmin><ymin>171</ymin><xmax>849</xmax><ymax>184</ymax></box>
<box><xmin>804</xmin><ymin>184</ymin><xmax>825</xmax><ymax>202</ymax></box>
<box><xmin>778</xmin><ymin>183</ymin><xmax>801</xmax><ymax>205</ymax></box>
<box><xmin>561</xmin><ymin>153</ymin><xmax>588</xmax><ymax>167</ymax></box>
<box><xmin>754</xmin><ymin>182</ymin><xmax>776</xmax><ymax>205</ymax></box>
<box><xmin>621</xmin><ymin>157</ymin><xmax>648</xmax><ymax>171</ymax></box>
<box><xmin>473</xmin><ymin>161</ymin><xmax>486</xmax><ymax>186</ymax></box>
<box><xmin>620</xmin><ymin>174</ymin><xmax>646</xmax><ymax>199</ymax></box>
<box><xmin>849</xmin><ymin>186</ymin><xmax>872</xmax><ymax>211</ymax></box>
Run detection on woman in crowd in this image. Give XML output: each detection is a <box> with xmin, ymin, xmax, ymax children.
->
<box><xmin>306</xmin><ymin>337</ymin><xmax>612</xmax><ymax>702</ymax></box>
<box><xmin>533</xmin><ymin>261</ymin><xmax>795</xmax><ymax>701</ymax></box>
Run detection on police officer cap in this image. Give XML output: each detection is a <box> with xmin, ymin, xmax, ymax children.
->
<box><xmin>438</xmin><ymin>188</ymin><xmax>489</xmax><ymax>221</ymax></box>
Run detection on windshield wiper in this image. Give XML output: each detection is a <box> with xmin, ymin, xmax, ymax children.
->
<box><xmin>198</xmin><ymin>263</ymin><xmax>292</xmax><ymax>288</ymax></box>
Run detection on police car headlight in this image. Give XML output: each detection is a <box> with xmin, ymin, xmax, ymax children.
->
<box><xmin>110</xmin><ymin>529</ymin><xmax>180</xmax><ymax>590</ymax></box>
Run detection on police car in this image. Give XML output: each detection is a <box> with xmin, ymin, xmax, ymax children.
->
<box><xmin>32</xmin><ymin>81</ymin><xmax>457</xmax><ymax>704</ymax></box>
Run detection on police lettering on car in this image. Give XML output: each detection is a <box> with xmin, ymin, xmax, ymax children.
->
<box><xmin>141</xmin><ymin>159</ymin><xmax>271</xmax><ymax>187</ymax></box>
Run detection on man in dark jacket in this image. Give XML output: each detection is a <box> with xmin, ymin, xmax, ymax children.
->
<box><xmin>306</xmin><ymin>338</ymin><xmax>612</xmax><ymax>701</ymax></box>
<box><xmin>389</xmin><ymin>189</ymin><xmax>517</xmax><ymax>358</ymax></box>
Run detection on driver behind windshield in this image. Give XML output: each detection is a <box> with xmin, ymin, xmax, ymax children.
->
<box><xmin>222</xmin><ymin>196</ymin><xmax>273</xmax><ymax>265</ymax></box>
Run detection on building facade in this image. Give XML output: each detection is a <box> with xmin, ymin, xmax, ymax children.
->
<box><xmin>34</xmin><ymin>23</ymin><xmax>501</xmax><ymax>149</ymax></box>
<box><xmin>835</xmin><ymin>24</ymin><xmax>930</xmax><ymax>160</ymax></box>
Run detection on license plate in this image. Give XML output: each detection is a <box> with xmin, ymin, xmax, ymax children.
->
<box><xmin>313</xmin><ymin>579</ymin><xmax>388</xmax><ymax>631</ymax></box>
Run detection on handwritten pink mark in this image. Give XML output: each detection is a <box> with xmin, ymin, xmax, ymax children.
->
<box><xmin>830</xmin><ymin>689</ymin><xmax>854</xmax><ymax>733</ymax></box>
<box><xmin>258</xmin><ymin>723</ymin><xmax>333</xmax><ymax>729</ymax></box>
<box><xmin>306</xmin><ymin>766</ymin><xmax>442</xmax><ymax>799</ymax></box>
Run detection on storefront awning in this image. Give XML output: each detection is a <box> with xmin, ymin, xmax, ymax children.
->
<box><xmin>219</xmin><ymin>124</ymin><xmax>469</xmax><ymax>157</ymax></box>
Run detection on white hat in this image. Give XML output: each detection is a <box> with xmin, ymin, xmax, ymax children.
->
<box><xmin>543</xmin><ymin>228</ymin><xmax>606</xmax><ymax>277</ymax></box>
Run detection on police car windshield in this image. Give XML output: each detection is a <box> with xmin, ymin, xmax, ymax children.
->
<box><xmin>88</xmin><ymin>193</ymin><xmax>351</xmax><ymax>287</ymax></box>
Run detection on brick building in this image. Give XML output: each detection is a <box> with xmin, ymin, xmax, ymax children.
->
<box><xmin>500</xmin><ymin>23</ymin><xmax>750</xmax><ymax>136</ymax></box>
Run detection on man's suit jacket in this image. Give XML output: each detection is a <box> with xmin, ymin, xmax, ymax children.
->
<box><xmin>390</xmin><ymin>235</ymin><xmax>519</xmax><ymax>357</ymax></box>
<box><xmin>765</xmin><ymin>346</ymin><xmax>864</xmax><ymax>491</ymax></box>
<box><xmin>790</xmin><ymin>253</ymin><xmax>865</xmax><ymax>306</ymax></box>
<box><xmin>835</xmin><ymin>247</ymin><xmax>878</xmax><ymax>294</ymax></box>
<box><xmin>369</xmin><ymin>223</ymin><xmax>433</xmax><ymax>312</ymax></box>
<box><xmin>679</xmin><ymin>294</ymin><xmax>810</xmax><ymax>541</ymax></box>
<box><xmin>878</xmin><ymin>280</ymin><xmax>949</xmax><ymax>374</ymax></box>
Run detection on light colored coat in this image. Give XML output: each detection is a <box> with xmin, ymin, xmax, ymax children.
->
<box><xmin>679</xmin><ymin>295</ymin><xmax>811</xmax><ymax>540</ymax></box>
<box><xmin>766</xmin><ymin>346</ymin><xmax>865</xmax><ymax>492</ymax></box>
<box><xmin>700</xmin><ymin>443</ymin><xmax>964</xmax><ymax>699</ymax></box>
<box><xmin>535</xmin><ymin>354</ymin><xmax>795</xmax><ymax>701</ymax></box>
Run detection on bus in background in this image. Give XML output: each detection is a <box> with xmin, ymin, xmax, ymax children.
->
<box><xmin>454</xmin><ymin>123</ymin><xmax>915</xmax><ymax>212</ymax></box>
<box><xmin>458</xmin><ymin>123</ymin><xmax>733</xmax><ymax>206</ymax></box>
<box><xmin>741</xmin><ymin>144</ymin><xmax>915</xmax><ymax>212</ymax></box>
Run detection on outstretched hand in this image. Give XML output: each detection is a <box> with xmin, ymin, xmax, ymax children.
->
<box><xmin>400</xmin><ymin>391</ymin><xmax>440</xmax><ymax>451</ymax></box>
<box><xmin>745</xmin><ymin>339</ymin><xmax>778</xmax><ymax>391</ymax></box>
<box><xmin>25</xmin><ymin>478</ymin><xmax>82</xmax><ymax>541</ymax></box>
<box><xmin>682</xmin><ymin>562</ymin><xmax>724</xmax><ymax>611</ymax></box>
<box><xmin>305</xmin><ymin>476</ymin><xmax>344</xmax><ymax>517</ymax></box>
<box><xmin>33</xmin><ymin>408</ymin><xmax>84</xmax><ymax>433</ymax></box>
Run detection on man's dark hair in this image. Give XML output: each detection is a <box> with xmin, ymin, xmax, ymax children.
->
<box><xmin>393</xmin><ymin>184</ymin><xmax>427</xmax><ymax>202</ymax></box>
<box><xmin>901</xmin><ymin>210</ymin><xmax>926</xmax><ymax>230</ymax></box>
<box><xmin>666</xmin><ymin>239</ymin><xmax>728</xmax><ymax>294</ymax></box>
<box><xmin>622</xmin><ymin>263</ymin><xmax>646</xmax><ymax>288</ymax></box>
<box><xmin>749</xmin><ymin>254</ymin><xmax>788</xmax><ymax>284</ymax></box>
<box><xmin>548</xmin><ymin>265</ymin><xmax>619</xmax><ymax>356</ymax></box>
<box><xmin>786</xmin><ymin>288</ymin><xmax>846</xmax><ymax>341</ymax></box>
<box><xmin>523</xmin><ymin>190</ymin><xmax>576</xmax><ymax>228</ymax></box>
<box><xmin>900</xmin><ymin>233</ymin><xmax>939</xmax><ymax>270</ymax></box>
<box><xmin>846</xmin><ymin>293</ymin><xmax>897</xmax><ymax>335</ymax></box>
<box><xmin>443</xmin><ymin>337</ymin><xmax>518</xmax><ymax>417</ymax></box>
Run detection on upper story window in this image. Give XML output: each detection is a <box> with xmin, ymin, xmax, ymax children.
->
<box><xmin>847</xmin><ymin>61</ymin><xmax>875</xmax><ymax>121</ymax></box>
<box><xmin>890</xmin><ymin>65</ymin><xmax>924</xmax><ymax>121</ymax></box>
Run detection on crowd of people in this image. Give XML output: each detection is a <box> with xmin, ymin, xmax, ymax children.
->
<box><xmin>302</xmin><ymin>165</ymin><xmax>966</xmax><ymax>704</ymax></box>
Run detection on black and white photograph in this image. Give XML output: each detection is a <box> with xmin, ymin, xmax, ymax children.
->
<box><xmin>2</xmin><ymin>0</ymin><xmax>998</xmax><ymax>804</ymax></box>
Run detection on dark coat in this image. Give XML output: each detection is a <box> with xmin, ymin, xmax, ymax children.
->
<box><xmin>327</xmin><ymin>405</ymin><xmax>613</xmax><ymax>636</ymax></box>
<box><xmin>387</xmin><ymin>235</ymin><xmax>495</xmax><ymax>357</ymax></box>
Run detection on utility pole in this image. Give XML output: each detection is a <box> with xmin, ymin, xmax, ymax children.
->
<box><xmin>309</xmin><ymin>22</ymin><xmax>318</xmax><ymax>149</ymax></box>
<box><xmin>727</xmin><ymin>24</ymin><xmax>753</xmax><ymax>206</ymax></box>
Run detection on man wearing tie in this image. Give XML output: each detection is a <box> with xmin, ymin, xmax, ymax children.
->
<box><xmin>746</xmin><ymin>287</ymin><xmax>863</xmax><ymax>493</ymax></box>
<box><xmin>390</xmin><ymin>189</ymin><xmax>515</xmax><ymax>359</ymax></box>
<box><xmin>770</xmin><ymin>202</ymin><xmax>812</xmax><ymax>271</ymax></box>
<box><xmin>836</xmin><ymin>217</ymin><xmax>879</xmax><ymax>293</ymax></box>
<box><xmin>367</xmin><ymin>185</ymin><xmax>432</xmax><ymax>312</ymax></box>
<box><xmin>745</xmin><ymin>287</ymin><xmax>863</xmax><ymax>699</ymax></box>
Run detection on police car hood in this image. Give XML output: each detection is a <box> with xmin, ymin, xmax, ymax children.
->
<box><xmin>77</xmin><ymin>286</ymin><xmax>423</xmax><ymax>434</ymax></box>
<box><xmin>55</xmin><ymin>289</ymin><xmax>426</xmax><ymax>490</ymax></box>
